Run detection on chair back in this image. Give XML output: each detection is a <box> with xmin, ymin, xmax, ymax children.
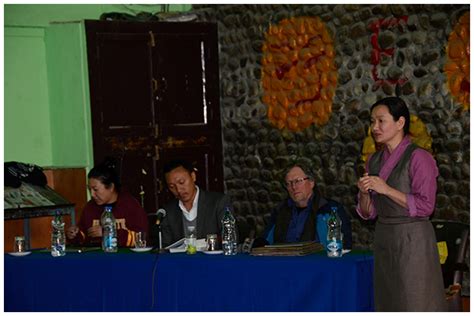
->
<box><xmin>431</xmin><ymin>220</ymin><xmax>469</xmax><ymax>287</ymax></box>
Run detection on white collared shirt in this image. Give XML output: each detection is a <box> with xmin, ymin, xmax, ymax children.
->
<box><xmin>179</xmin><ymin>185</ymin><xmax>199</xmax><ymax>221</ymax></box>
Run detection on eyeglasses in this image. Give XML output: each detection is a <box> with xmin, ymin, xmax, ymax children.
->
<box><xmin>285</xmin><ymin>177</ymin><xmax>310</xmax><ymax>188</ymax></box>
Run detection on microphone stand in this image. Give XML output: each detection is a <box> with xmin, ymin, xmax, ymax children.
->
<box><xmin>158</xmin><ymin>224</ymin><xmax>163</xmax><ymax>251</ymax></box>
<box><xmin>154</xmin><ymin>209</ymin><xmax>167</xmax><ymax>253</ymax></box>
<box><xmin>154</xmin><ymin>222</ymin><xmax>167</xmax><ymax>253</ymax></box>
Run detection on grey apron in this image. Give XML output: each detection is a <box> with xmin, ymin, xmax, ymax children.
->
<box><xmin>369</xmin><ymin>144</ymin><xmax>447</xmax><ymax>312</ymax></box>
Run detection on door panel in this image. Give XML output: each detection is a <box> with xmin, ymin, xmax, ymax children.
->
<box><xmin>97</xmin><ymin>33</ymin><xmax>154</xmax><ymax>128</ymax></box>
<box><xmin>103</xmin><ymin>134</ymin><xmax>157</xmax><ymax>213</ymax></box>
<box><xmin>116</xmin><ymin>150</ymin><xmax>157</xmax><ymax>213</ymax></box>
<box><xmin>152</xmin><ymin>28</ymin><xmax>223</xmax><ymax>197</ymax></box>
<box><xmin>154</xmin><ymin>34</ymin><xmax>207</xmax><ymax>127</ymax></box>
<box><xmin>86</xmin><ymin>23</ymin><xmax>158</xmax><ymax>214</ymax></box>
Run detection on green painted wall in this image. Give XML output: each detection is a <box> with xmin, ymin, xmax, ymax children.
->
<box><xmin>4</xmin><ymin>4</ymin><xmax>192</xmax><ymax>27</ymax></box>
<box><xmin>5</xmin><ymin>26</ymin><xmax>53</xmax><ymax>166</ymax></box>
<box><xmin>46</xmin><ymin>22</ymin><xmax>93</xmax><ymax>168</ymax></box>
<box><xmin>4</xmin><ymin>4</ymin><xmax>191</xmax><ymax>168</ymax></box>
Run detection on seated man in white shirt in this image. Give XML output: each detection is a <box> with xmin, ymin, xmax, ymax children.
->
<box><xmin>154</xmin><ymin>159</ymin><xmax>231</xmax><ymax>247</ymax></box>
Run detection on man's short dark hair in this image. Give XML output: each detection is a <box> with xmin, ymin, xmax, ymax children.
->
<box><xmin>163</xmin><ymin>159</ymin><xmax>195</xmax><ymax>175</ymax></box>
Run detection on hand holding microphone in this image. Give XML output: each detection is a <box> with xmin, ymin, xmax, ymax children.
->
<box><xmin>367</xmin><ymin>173</ymin><xmax>378</xmax><ymax>193</ymax></box>
<box><xmin>358</xmin><ymin>173</ymin><xmax>379</xmax><ymax>194</ymax></box>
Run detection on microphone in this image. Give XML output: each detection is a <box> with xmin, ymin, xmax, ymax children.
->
<box><xmin>155</xmin><ymin>208</ymin><xmax>167</xmax><ymax>225</ymax></box>
<box><xmin>368</xmin><ymin>173</ymin><xmax>378</xmax><ymax>193</ymax></box>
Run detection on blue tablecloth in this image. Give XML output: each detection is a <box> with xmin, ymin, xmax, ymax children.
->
<box><xmin>4</xmin><ymin>250</ymin><xmax>374</xmax><ymax>312</ymax></box>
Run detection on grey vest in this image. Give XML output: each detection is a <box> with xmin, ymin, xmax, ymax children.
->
<box><xmin>368</xmin><ymin>144</ymin><xmax>427</xmax><ymax>224</ymax></box>
<box><xmin>182</xmin><ymin>216</ymin><xmax>197</xmax><ymax>236</ymax></box>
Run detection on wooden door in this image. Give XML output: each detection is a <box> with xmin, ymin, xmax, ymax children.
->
<box><xmin>152</xmin><ymin>27</ymin><xmax>223</xmax><ymax>206</ymax></box>
<box><xmin>85</xmin><ymin>20</ymin><xmax>223</xmax><ymax>217</ymax></box>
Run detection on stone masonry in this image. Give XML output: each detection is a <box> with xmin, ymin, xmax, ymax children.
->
<box><xmin>190</xmin><ymin>4</ymin><xmax>470</xmax><ymax>252</ymax></box>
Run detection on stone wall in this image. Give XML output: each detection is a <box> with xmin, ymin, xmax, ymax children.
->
<box><xmin>191</xmin><ymin>4</ymin><xmax>470</xmax><ymax>249</ymax></box>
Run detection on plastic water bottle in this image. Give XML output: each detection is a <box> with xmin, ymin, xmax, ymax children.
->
<box><xmin>221</xmin><ymin>206</ymin><xmax>237</xmax><ymax>255</ymax></box>
<box><xmin>51</xmin><ymin>213</ymin><xmax>66</xmax><ymax>257</ymax></box>
<box><xmin>326</xmin><ymin>206</ymin><xmax>343</xmax><ymax>258</ymax></box>
<box><xmin>101</xmin><ymin>206</ymin><xmax>118</xmax><ymax>253</ymax></box>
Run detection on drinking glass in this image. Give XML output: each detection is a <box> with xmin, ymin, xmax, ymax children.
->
<box><xmin>14</xmin><ymin>236</ymin><xmax>26</xmax><ymax>253</ymax></box>
<box><xmin>206</xmin><ymin>234</ymin><xmax>218</xmax><ymax>251</ymax></box>
<box><xmin>185</xmin><ymin>226</ymin><xmax>196</xmax><ymax>254</ymax></box>
<box><xmin>134</xmin><ymin>231</ymin><xmax>147</xmax><ymax>248</ymax></box>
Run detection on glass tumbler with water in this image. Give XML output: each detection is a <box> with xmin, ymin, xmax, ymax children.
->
<box><xmin>206</xmin><ymin>234</ymin><xmax>218</xmax><ymax>251</ymax></box>
<box><xmin>185</xmin><ymin>226</ymin><xmax>197</xmax><ymax>254</ymax></box>
<box><xmin>14</xmin><ymin>236</ymin><xmax>26</xmax><ymax>253</ymax></box>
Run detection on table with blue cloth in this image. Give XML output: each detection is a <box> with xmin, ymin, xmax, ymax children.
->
<box><xmin>4</xmin><ymin>249</ymin><xmax>374</xmax><ymax>312</ymax></box>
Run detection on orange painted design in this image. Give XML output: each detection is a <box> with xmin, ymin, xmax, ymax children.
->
<box><xmin>444</xmin><ymin>12</ymin><xmax>470</xmax><ymax>110</ymax></box>
<box><xmin>361</xmin><ymin>115</ymin><xmax>433</xmax><ymax>162</ymax></box>
<box><xmin>262</xmin><ymin>17</ymin><xmax>338</xmax><ymax>131</ymax></box>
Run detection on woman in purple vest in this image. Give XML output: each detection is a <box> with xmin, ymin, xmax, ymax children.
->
<box><xmin>356</xmin><ymin>97</ymin><xmax>446</xmax><ymax>312</ymax></box>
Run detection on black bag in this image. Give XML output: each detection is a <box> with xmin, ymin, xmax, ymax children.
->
<box><xmin>4</xmin><ymin>161</ymin><xmax>47</xmax><ymax>188</ymax></box>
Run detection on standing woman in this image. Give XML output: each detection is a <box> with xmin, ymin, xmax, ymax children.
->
<box><xmin>356</xmin><ymin>97</ymin><xmax>446</xmax><ymax>312</ymax></box>
<box><xmin>67</xmin><ymin>158</ymin><xmax>148</xmax><ymax>247</ymax></box>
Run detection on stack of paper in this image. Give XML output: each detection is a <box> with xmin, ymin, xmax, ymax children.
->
<box><xmin>251</xmin><ymin>241</ymin><xmax>324</xmax><ymax>256</ymax></box>
<box><xmin>165</xmin><ymin>238</ymin><xmax>207</xmax><ymax>253</ymax></box>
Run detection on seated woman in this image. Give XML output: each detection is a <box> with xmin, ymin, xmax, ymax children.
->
<box><xmin>66</xmin><ymin>158</ymin><xmax>148</xmax><ymax>247</ymax></box>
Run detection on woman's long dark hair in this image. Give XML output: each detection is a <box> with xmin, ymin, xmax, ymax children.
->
<box><xmin>88</xmin><ymin>157</ymin><xmax>121</xmax><ymax>191</ymax></box>
<box><xmin>370</xmin><ymin>97</ymin><xmax>410</xmax><ymax>136</ymax></box>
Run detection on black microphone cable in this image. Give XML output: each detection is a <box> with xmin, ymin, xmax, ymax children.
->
<box><xmin>150</xmin><ymin>248</ymin><xmax>161</xmax><ymax>311</ymax></box>
<box><xmin>150</xmin><ymin>209</ymin><xmax>167</xmax><ymax>310</ymax></box>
